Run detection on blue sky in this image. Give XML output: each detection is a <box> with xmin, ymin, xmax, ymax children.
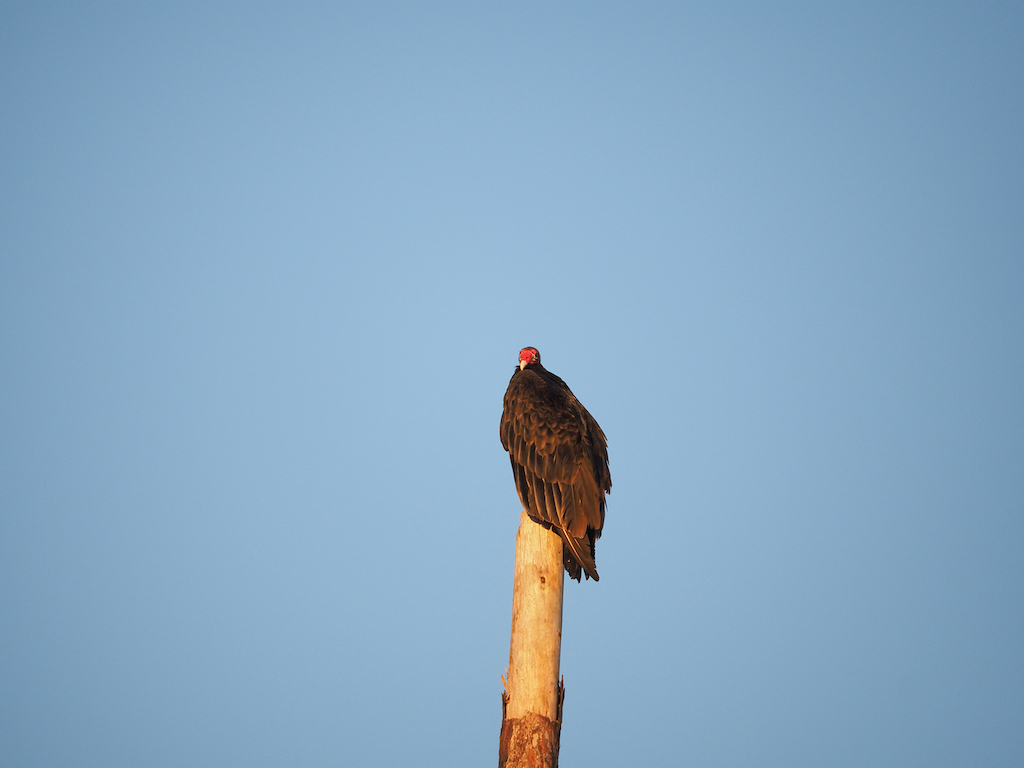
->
<box><xmin>2</xmin><ymin>3</ymin><xmax>1022</xmax><ymax>766</ymax></box>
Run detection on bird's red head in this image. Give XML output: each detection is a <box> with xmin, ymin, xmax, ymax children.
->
<box><xmin>519</xmin><ymin>347</ymin><xmax>540</xmax><ymax>370</ymax></box>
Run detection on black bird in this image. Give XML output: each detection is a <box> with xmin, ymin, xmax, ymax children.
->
<box><xmin>500</xmin><ymin>347</ymin><xmax>611</xmax><ymax>581</ymax></box>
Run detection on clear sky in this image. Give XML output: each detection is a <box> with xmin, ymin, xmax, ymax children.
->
<box><xmin>2</xmin><ymin>3</ymin><xmax>1022</xmax><ymax>766</ymax></box>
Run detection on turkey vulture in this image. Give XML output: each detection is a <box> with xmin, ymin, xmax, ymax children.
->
<box><xmin>500</xmin><ymin>347</ymin><xmax>611</xmax><ymax>581</ymax></box>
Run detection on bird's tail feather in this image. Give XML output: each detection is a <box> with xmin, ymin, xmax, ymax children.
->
<box><xmin>561</xmin><ymin>531</ymin><xmax>599</xmax><ymax>582</ymax></box>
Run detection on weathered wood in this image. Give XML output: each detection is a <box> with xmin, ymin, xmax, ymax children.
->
<box><xmin>499</xmin><ymin>510</ymin><xmax>565</xmax><ymax>768</ymax></box>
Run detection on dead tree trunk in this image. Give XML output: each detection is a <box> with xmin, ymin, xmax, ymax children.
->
<box><xmin>499</xmin><ymin>510</ymin><xmax>565</xmax><ymax>768</ymax></box>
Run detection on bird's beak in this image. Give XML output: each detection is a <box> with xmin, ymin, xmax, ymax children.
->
<box><xmin>520</xmin><ymin>360</ymin><xmax>527</xmax><ymax>371</ymax></box>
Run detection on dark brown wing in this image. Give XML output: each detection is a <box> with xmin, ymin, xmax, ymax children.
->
<box><xmin>500</xmin><ymin>364</ymin><xmax>611</xmax><ymax>581</ymax></box>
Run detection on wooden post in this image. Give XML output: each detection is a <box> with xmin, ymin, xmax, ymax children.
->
<box><xmin>499</xmin><ymin>510</ymin><xmax>566</xmax><ymax>768</ymax></box>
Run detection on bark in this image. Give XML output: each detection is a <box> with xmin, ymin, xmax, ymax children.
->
<box><xmin>499</xmin><ymin>680</ymin><xmax>564</xmax><ymax>768</ymax></box>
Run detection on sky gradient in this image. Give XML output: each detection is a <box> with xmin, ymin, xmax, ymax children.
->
<box><xmin>2</xmin><ymin>3</ymin><xmax>1022</xmax><ymax>766</ymax></box>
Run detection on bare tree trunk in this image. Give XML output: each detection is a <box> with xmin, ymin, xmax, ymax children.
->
<box><xmin>499</xmin><ymin>510</ymin><xmax>565</xmax><ymax>768</ymax></box>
